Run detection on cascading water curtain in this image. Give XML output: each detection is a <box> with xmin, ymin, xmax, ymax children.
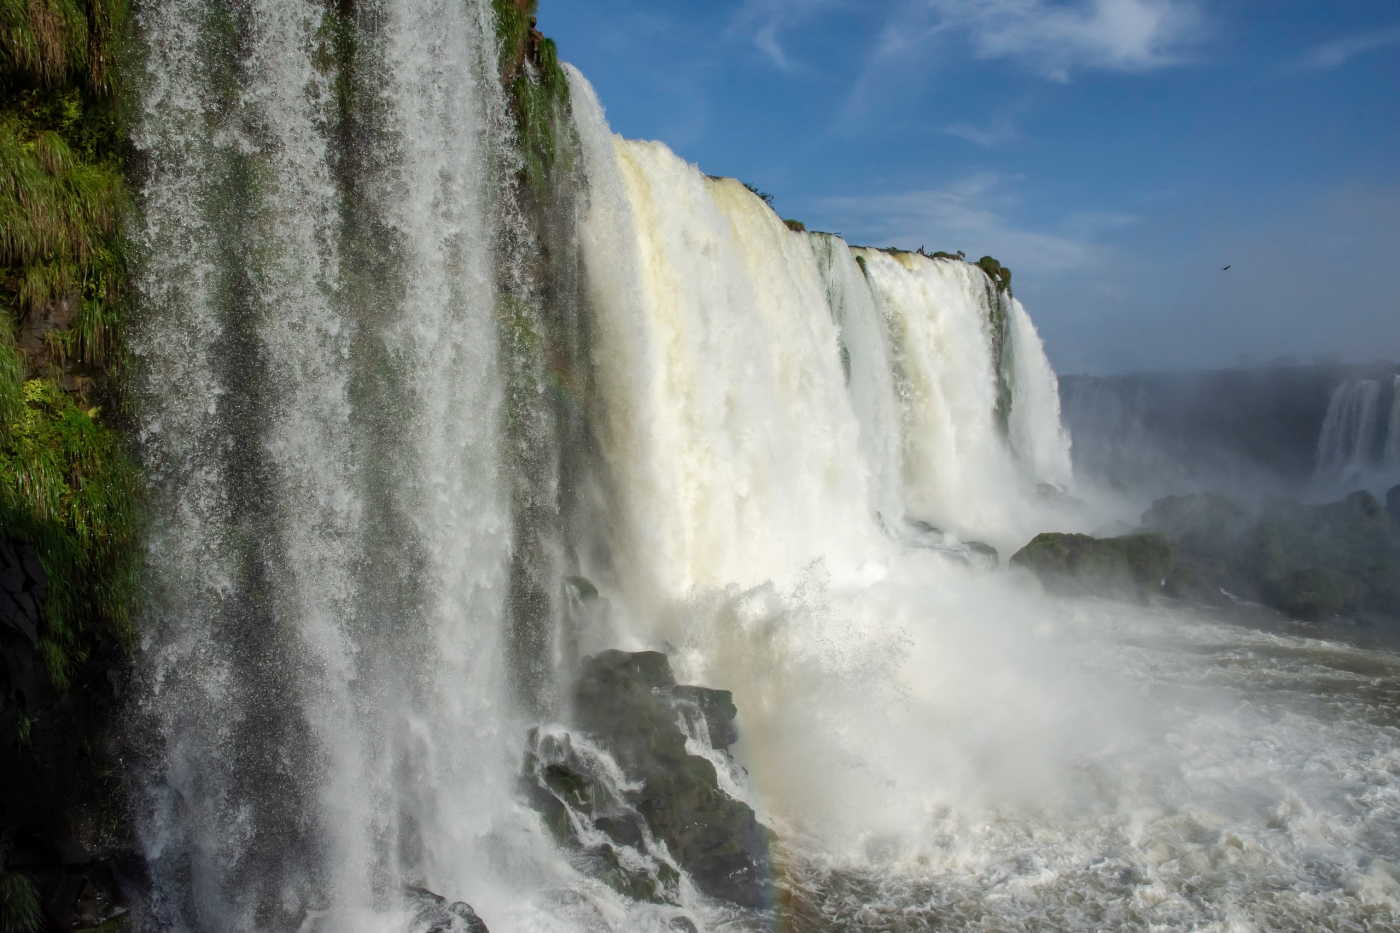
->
<box><xmin>131</xmin><ymin>2</ymin><xmax>516</xmax><ymax>929</ymax></box>
<box><xmin>1313</xmin><ymin>378</ymin><xmax>1400</xmax><ymax>493</ymax></box>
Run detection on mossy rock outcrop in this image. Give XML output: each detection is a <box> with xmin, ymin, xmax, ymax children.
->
<box><xmin>1262</xmin><ymin>567</ymin><xmax>1368</xmax><ymax>621</ymax></box>
<box><xmin>1011</xmin><ymin>532</ymin><xmax>1172</xmax><ymax>600</ymax></box>
<box><xmin>522</xmin><ymin>650</ymin><xmax>772</xmax><ymax>909</ymax></box>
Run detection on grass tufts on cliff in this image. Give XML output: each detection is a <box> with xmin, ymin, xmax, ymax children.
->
<box><xmin>0</xmin><ymin>123</ymin><xmax>124</xmax><ymax>317</ymax></box>
<box><xmin>494</xmin><ymin>0</ymin><xmax>570</xmax><ymax>194</ymax></box>
<box><xmin>1</xmin><ymin>0</ymin><xmax>137</xmax><ymax>689</ymax></box>
<box><xmin>0</xmin><ymin>0</ymin><xmax>126</xmax><ymax>94</ymax></box>
<box><xmin>0</xmin><ymin>378</ymin><xmax>137</xmax><ymax>687</ymax></box>
<box><xmin>0</xmin><ymin>831</ymin><xmax>41</xmax><ymax>933</ymax></box>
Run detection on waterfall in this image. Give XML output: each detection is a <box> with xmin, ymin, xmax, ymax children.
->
<box><xmin>1387</xmin><ymin>375</ymin><xmax>1400</xmax><ymax>471</ymax></box>
<box><xmin>1006</xmin><ymin>300</ymin><xmax>1074</xmax><ymax>489</ymax></box>
<box><xmin>133</xmin><ymin>2</ymin><xmax>517</xmax><ymax>928</ymax></box>
<box><xmin>1312</xmin><ymin>377</ymin><xmax>1400</xmax><ymax>494</ymax></box>
<box><xmin>852</xmin><ymin>249</ymin><xmax>1072</xmax><ymax>544</ymax></box>
<box><xmin>572</xmin><ymin>86</ymin><xmax>877</xmax><ymax>602</ymax></box>
<box><xmin>569</xmin><ymin>70</ymin><xmax>1074</xmax><ymax>597</ymax></box>
<box><xmin>120</xmin><ymin>7</ymin><xmax>1400</xmax><ymax>929</ymax></box>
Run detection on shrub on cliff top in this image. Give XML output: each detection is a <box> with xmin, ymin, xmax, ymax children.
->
<box><xmin>977</xmin><ymin>255</ymin><xmax>1012</xmax><ymax>294</ymax></box>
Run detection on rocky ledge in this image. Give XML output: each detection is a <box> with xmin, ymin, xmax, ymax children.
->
<box><xmin>407</xmin><ymin>886</ymin><xmax>489</xmax><ymax>933</ymax></box>
<box><xmin>1010</xmin><ymin>532</ymin><xmax>1172</xmax><ymax>600</ymax></box>
<box><xmin>522</xmin><ymin>650</ymin><xmax>773</xmax><ymax>909</ymax></box>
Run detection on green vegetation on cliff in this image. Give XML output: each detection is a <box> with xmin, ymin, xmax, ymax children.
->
<box><xmin>976</xmin><ymin>255</ymin><xmax>1012</xmax><ymax>295</ymax></box>
<box><xmin>0</xmin><ymin>0</ymin><xmax>137</xmax><ymax>689</ymax></box>
<box><xmin>494</xmin><ymin>0</ymin><xmax>570</xmax><ymax>194</ymax></box>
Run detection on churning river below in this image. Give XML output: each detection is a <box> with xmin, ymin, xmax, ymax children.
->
<box><xmin>764</xmin><ymin>600</ymin><xmax>1400</xmax><ymax>933</ymax></box>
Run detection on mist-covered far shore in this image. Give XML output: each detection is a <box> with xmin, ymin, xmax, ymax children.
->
<box><xmin>1061</xmin><ymin>360</ymin><xmax>1400</xmax><ymax>507</ymax></box>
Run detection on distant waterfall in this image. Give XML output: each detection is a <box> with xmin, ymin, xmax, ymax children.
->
<box><xmin>1312</xmin><ymin>377</ymin><xmax>1400</xmax><ymax>494</ymax></box>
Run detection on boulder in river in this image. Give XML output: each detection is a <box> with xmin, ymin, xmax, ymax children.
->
<box><xmin>406</xmin><ymin>886</ymin><xmax>489</xmax><ymax>933</ymax></box>
<box><xmin>522</xmin><ymin>650</ymin><xmax>773</xmax><ymax>909</ymax></box>
<box><xmin>1010</xmin><ymin>532</ymin><xmax>1172</xmax><ymax>600</ymax></box>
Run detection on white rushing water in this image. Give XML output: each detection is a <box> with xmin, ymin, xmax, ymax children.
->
<box><xmin>567</xmin><ymin>67</ymin><xmax>1400</xmax><ymax>933</ymax></box>
<box><xmin>1313</xmin><ymin>377</ymin><xmax>1400</xmax><ymax>497</ymax></box>
<box><xmin>128</xmin><ymin>6</ymin><xmax>1400</xmax><ymax>930</ymax></box>
<box><xmin>134</xmin><ymin>2</ymin><xmax>522</xmax><ymax>929</ymax></box>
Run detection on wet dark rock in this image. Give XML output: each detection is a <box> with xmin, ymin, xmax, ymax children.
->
<box><xmin>965</xmin><ymin>540</ymin><xmax>999</xmax><ymax>566</ymax></box>
<box><xmin>1011</xmin><ymin>532</ymin><xmax>1172</xmax><ymax>600</ymax></box>
<box><xmin>1</xmin><ymin>538</ymin><xmax>140</xmax><ymax>933</ymax></box>
<box><xmin>406</xmin><ymin>886</ymin><xmax>489</xmax><ymax>933</ymax></box>
<box><xmin>523</xmin><ymin>650</ymin><xmax>774</xmax><ymax>909</ymax></box>
<box><xmin>576</xmin><ymin>651</ymin><xmax>773</xmax><ymax>908</ymax></box>
<box><xmin>1263</xmin><ymin>567</ymin><xmax>1369</xmax><ymax>621</ymax></box>
<box><xmin>522</xmin><ymin>727</ymin><xmax>682</xmax><ymax>905</ymax></box>
<box><xmin>671</xmin><ymin>685</ymin><xmax>739</xmax><ymax>750</ymax></box>
<box><xmin>1142</xmin><ymin>494</ymin><xmax>1253</xmax><ymax>558</ymax></box>
<box><xmin>902</xmin><ymin>520</ymin><xmax>998</xmax><ymax>569</ymax></box>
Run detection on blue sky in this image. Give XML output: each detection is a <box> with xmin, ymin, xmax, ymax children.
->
<box><xmin>539</xmin><ymin>0</ymin><xmax>1400</xmax><ymax>375</ymax></box>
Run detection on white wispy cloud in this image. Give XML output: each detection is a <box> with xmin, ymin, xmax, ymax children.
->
<box><xmin>833</xmin><ymin>0</ymin><xmax>1199</xmax><ymax>128</ymax></box>
<box><xmin>944</xmin><ymin>115</ymin><xmax>1019</xmax><ymax>148</ymax></box>
<box><xmin>1296</xmin><ymin>25</ymin><xmax>1400</xmax><ymax>71</ymax></box>
<box><xmin>729</xmin><ymin>0</ymin><xmax>848</xmax><ymax>70</ymax></box>
<box><xmin>904</xmin><ymin>0</ymin><xmax>1201</xmax><ymax>81</ymax></box>
<box><xmin>817</xmin><ymin>174</ymin><xmax>1128</xmax><ymax>274</ymax></box>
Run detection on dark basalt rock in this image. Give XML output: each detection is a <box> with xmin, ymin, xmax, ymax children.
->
<box><xmin>1263</xmin><ymin>567</ymin><xmax>1369</xmax><ymax>621</ymax></box>
<box><xmin>2</xmin><ymin>539</ymin><xmax>140</xmax><ymax>933</ymax></box>
<box><xmin>521</xmin><ymin>728</ymin><xmax>676</xmax><ymax>903</ymax></box>
<box><xmin>576</xmin><ymin>651</ymin><xmax>772</xmax><ymax>908</ymax></box>
<box><xmin>671</xmin><ymin>685</ymin><xmax>739</xmax><ymax>750</ymax></box>
<box><xmin>406</xmin><ymin>885</ymin><xmax>489</xmax><ymax>933</ymax></box>
<box><xmin>1141</xmin><ymin>494</ymin><xmax>1253</xmax><ymax>558</ymax></box>
<box><xmin>965</xmin><ymin>540</ymin><xmax>1000</xmax><ymax>566</ymax></box>
<box><xmin>1011</xmin><ymin>532</ymin><xmax>1172</xmax><ymax>600</ymax></box>
<box><xmin>523</xmin><ymin>650</ymin><xmax>773</xmax><ymax>910</ymax></box>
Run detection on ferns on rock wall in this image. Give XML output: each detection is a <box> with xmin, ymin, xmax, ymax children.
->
<box><xmin>0</xmin><ymin>0</ymin><xmax>136</xmax><ymax>690</ymax></box>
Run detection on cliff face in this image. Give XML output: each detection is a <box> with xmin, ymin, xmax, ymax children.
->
<box><xmin>0</xmin><ymin>3</ymin><xmax>589</xmax><ymax>928</ymax></box>
<box><xmin>2</xmin><ymin>4</ymin><xmax>141</xmax><ymax>930</ymax></box>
